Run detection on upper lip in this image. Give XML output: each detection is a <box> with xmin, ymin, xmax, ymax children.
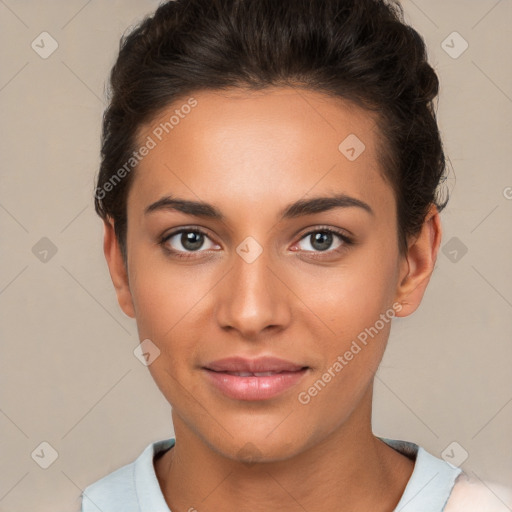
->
<box><xmin>204</xmin><ymin>356</ymin><xmax>307</xmax><ymax>373</ymax></box>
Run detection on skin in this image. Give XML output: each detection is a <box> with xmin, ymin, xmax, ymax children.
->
<box><xmin>103</xmin><ymin>86</ymin><xmax>442</xmax><ymax>512</ymax></box>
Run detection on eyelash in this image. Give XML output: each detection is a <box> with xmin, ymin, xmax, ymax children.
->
<box><xmin>159</xmin><ymin>226</ymin><xmax>354</xmax><ymax>260</ymax></box>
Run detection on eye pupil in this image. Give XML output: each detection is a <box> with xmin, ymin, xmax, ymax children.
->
<box><xmin>311</xmin><ymin>232</ymin><xmax>333</xmax><ymax>251</ymax></box>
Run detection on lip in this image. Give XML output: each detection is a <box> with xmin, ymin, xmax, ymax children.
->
<box><xmin>203</xmin><ymin>356</ymin><xmax>309</xmax><ymax>401</ymax></box>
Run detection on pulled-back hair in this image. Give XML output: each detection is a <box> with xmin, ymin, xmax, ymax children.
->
<box><xmin>94</xmin><ymin>0</ymin><xmax>448</xmax><ymax>264</ymax></box>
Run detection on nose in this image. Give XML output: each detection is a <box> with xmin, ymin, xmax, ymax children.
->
<box><xmin>214</xmin><ymin>244</ymin><xmax>292</xmax><ymax>340</ymax></box>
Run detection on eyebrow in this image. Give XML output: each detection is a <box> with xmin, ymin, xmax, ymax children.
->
<box><xmin>144</xmin><ymin>193</ymin><xmax>374</xmax><ymax>220</ymax></box>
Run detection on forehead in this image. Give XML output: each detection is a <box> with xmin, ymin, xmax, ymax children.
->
<box><xmin>129</xmin><ymin>87</ymin><xmax>390</xmax><ymax>220</ymax></box>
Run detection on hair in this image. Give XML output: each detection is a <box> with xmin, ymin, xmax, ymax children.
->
<box><xmin>94</xmin><ymin>0</ymin><xmax>449</xmax><ymax>265</ymax></box>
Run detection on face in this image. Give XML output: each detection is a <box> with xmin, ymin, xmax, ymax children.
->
<box><xmin>105</xmin><ymin>87</ymin><xmax>439</xmax><ymax>462</ymax></box>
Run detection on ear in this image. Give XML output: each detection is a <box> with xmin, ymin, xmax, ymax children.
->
<box><xmin>102</xmin><ymin>217</ymin><xmax>136</xmax><ymax>318</ymax></box>
<box><xmin>394</xmin><ymin>204</ymin><xmax>442</xmax><ymax>317</ymax></box>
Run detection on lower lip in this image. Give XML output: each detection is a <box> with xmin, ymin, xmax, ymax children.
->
<box><xmin>203</xmin><ymin>368</ymin><xmax>308</xmax><ymax>401</ymax></box>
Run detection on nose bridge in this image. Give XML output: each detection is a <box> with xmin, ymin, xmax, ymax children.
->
<box><xmin>215</xmin><ymin>240</ymin><xmax>290</xmax><ymax>337</ymax></box>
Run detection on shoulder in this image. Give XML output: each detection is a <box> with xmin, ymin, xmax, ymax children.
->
<box><xmin>444</xmin><ymin>472</ymin><xmax>512</xmax><ymax>512</ymax></box>
<box><xmin>81</xmin><ymin>438</ymin><xmax>175</xmax><ymax>512</ymax></box>
<box><xmin>81</xmin><ymin>461</ymin><xmax>139</xmax><ymax>512</ymax></box>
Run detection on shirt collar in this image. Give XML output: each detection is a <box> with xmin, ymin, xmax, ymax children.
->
<box><xmin>134</xmin><ymin>437</ymin><xmax>462</xmax><ymax>512</ymax></box>
<box><xmin>378</xmin><ymin>437</ymin><xmax>462</xmax><ymax>512</ymax></box>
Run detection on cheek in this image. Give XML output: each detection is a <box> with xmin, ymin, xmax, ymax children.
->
<box><xmin>127</xmin><ymin>253</ymin><xmax>214</xmax><ymax>387</ymax></box>
<box><xmin>293</xmin><ymin>246</ymin><xmax>398</xmax><ymax>394</ymax></box>
<box><xmin>129</xmin><ymin>264</ymin><xmax>202</xmax><ymax>398</ymax></box>
<box><xmin>299</xmin><ymin>248</ymin><xmax>398</xmax><ymax>336</ymax></box>
<box><xmin>295</xmin><ymin>303</ymin><xmax>394</xmax><ymax>423</ymax></box>
<box><xmin>128</xmin><ymin>250</ymin><xmax>206</xmax><ymax>337</ymax></box>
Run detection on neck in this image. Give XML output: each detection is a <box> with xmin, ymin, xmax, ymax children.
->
<box><xmin>155</xmin><ymin>387</ymin><xmax>414</xmax><ymax>512</ymax></box>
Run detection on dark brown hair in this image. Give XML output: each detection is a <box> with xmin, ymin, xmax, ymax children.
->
<box><xmin>94</xmin><ymin>0</ymin><xmax>449</xmax><ymax>265</ymax></box>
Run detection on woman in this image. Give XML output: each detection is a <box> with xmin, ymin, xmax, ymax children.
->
<box><xmin>82</xmin><ymin>0</ymin><xmax>511</xmax><ymax>510</ymax></box>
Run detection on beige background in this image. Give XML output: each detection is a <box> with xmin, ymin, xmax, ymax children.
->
<box><xmin>0</xmin><ymin>1</ymin><xmax>511</xmax><ymax>511</ymax></box>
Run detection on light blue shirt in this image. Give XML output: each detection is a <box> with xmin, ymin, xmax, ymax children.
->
<box><xmin>81</xmin><ymin>437</ymin><xmax>463</xmax><ymax>512</ymax></box>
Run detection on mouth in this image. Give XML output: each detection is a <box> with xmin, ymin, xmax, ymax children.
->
<box><xmin>202</xmin><ymin>356</ymin><xmax>310</xmax><ymax>401</ymax></box>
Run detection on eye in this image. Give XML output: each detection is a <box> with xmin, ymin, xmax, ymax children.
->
<box><xmin>294</xmin><ymin>227</ymin><xmax>353</xmax><ymax>256</ymax></box>
<box><xmin>160</xmin><ymin>228</ymin><xmax>219</xmax><ymax>259</ymax></box>
<box><xmin>159</xmin><ymin>226</ymin><xmax>354</xmax><ymax>260</ymax></box>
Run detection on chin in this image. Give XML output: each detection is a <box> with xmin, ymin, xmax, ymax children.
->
<box><xmin>234</xmin><ymin>440</ymin><xmax>299</xmax><ymax>464</ymax></box>
<box><xmin>201</xmin><ymin>423</ymin><xmax>314</xmax><ymax>465</ymax></box>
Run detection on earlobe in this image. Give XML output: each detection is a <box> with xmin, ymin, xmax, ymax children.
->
<box><xmin>102</xmin><ymin>218</ymin><xmax>136</xmax><ymax>319</ymax></box>
<box><xmin>394</xmin><ymin>205</ymin><xmax>442</xmax><ymax>317</ymax></box>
